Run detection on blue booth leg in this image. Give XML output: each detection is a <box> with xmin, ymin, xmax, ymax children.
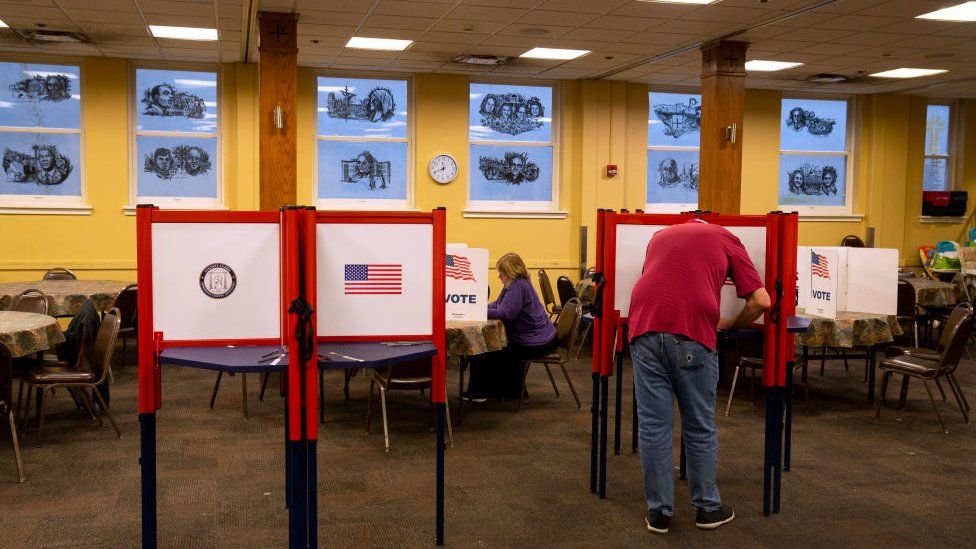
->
<box><xmin>590</xmin><ymin>373</ymin><xmax>599</xmax><ymax>494</ymax></box>
<box><xmin>140</xmin><ymin>413</ymin><xmax>157</xmax><ymax>549</ymax></box>
<box><xmin>599</xmin><ymin>375</ymin><xmax>609</xmax><ymax>499</ymax></box>
<box><xmin>436</xmin><ymin>403</ymin><xmax>446</xmax><ymax>545</ymax></box>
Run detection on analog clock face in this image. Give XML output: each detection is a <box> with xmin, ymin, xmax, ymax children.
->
<box><xmin>429</xmin><ymin>154</ymin><xmax>458</xmax><ymax>185</ymax></box>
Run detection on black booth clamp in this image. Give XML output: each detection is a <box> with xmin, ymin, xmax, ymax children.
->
<box><xmin>591</xmin><ymin>272</ymin><xmax>606</xmax><ymax>319</ymax></box>
<box><xmin>288</xmin><ymin>297</ymin><xmax>324</xmax><ymax>364</ymax></box>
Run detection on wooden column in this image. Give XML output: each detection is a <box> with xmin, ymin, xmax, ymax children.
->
<box><xmin>258</xmin><ymin>12</ymin><xmax>298</xmax><ymax>210</ymax></box>
<box><xmin>698</xmin><ymin>41</ymin><xmax>748</xmax><ymax>214</ymax></box>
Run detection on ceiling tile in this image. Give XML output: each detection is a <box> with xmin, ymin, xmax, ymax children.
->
<box><xmin>363</xmin><ymin>15</ymin><xmax>438</xmax><ymax>31</ymax></box>
<box><xmin>447</xmin><ymin>5</ymin><xmax>528</xmax><ymax>23</ymax></box>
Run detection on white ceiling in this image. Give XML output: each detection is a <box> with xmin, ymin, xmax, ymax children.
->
<box><xmin>0</xmin><ymin>0</ymin><xmax>974</xmax><ymax>97</ymax></box>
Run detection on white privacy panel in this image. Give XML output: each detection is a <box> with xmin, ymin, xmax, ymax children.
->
<box><xmin>613</xmin><ymin>223</ymin><xmax>766</xmax><ymax>320</ymax></box>
<box><xmin>317</xmin><ymin>223</ymin><xmax>433</xmax><ymax>337</ymax></box>
<box><xmin>797</xmin><ymin>246</ymin><xmax>896</xmax><ymax>315</ymax></box>
<box><xmin>614</xmin><ymin>225</ymin><xmax>669</xmax><ymax>316</ymax></box>
<box><xmin>152</xmin><ymin>223</ymin><xmax>281</xmax><ymax>341</ymax></box>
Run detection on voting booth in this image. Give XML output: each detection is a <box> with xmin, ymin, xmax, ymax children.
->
<box><xmin>589</xmin><ymin>209</ymin><xmax>798</xmax><ymax>516</ymax></box>
<box><xmin>797</xmin><ymin>246</ymin><xmax>898</xmax><ymax>317</ymax></box>
<box><xmin>445</xmin><ymin>245</ymin><xmax>489</xmax><ymax>321</ymax></box>
<box><xmin>137</xmin><ymin>207</ymin><xmax>449</xmax><ymax>548</ymax></box>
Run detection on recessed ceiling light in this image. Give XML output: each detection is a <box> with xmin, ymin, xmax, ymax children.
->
<box><xmin>870</xmin><ymin>68</ymin><xmax>948</xmax><ymax>78</ymax></box>
<box><xmin>0</xmin><ymin>19</ymin><xmax>8</xmax><ymax>28</ymax></box>
<box><xmin>149</xmin><ymin>25</ymin><xmax>218</xmax><ymax>41</ymax></box>
<box><xmin>345</xmin><ymin>36</ymin><xmax>413</xmax><ymax>51</ymax></box>
<box><xmin>638</xmin><ymin>0</ymin><xmax>720</xmax><ymax>4</ymax></box>
<box><xmin>745</xmin><ymin>60</ymin><xmax>804</xmax><ymax>72</ymax></box>
<box><xmin>520</xmin><ymin>47</ymin><xmax>590</xmax><ymax>60</ymax></box>
<box><xmin>917</xmin><ymin>2</ymin><xmax>976</xmax><ymax>22</ymax></box>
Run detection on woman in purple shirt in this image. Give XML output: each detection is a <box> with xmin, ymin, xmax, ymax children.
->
<box><xmin>465</xmin><ymin>253</ymin><xmax>558</xmax><ymax>400</ymax></box>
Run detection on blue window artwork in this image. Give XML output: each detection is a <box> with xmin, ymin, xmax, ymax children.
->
<box><xmin>136</xmin><ymin>69</ymin><xmax>217</xmax><ymax>133</ymax></box>
<box><xmin>468</xmin><ymin>83</ymin><xmax>554</xmax><ymax>208</ymax></box>
<box><xmin>470</xmin><ymin>145</ymin><xmax>552</xmax><ymax>202</ymax></box>
<box><xmin>133</xmin><ymin>68</ymin><xmax>220</xmax><ymax>203</ymax></box>
<box><xmin>317</xmin><ymin>77</ymin><xmax>409</xmax><ymax>204</ymax></box>
<box><xmin>779</xmin><ymin>98</ymin><xmax>850</xmax><ymax>208</ymax></box>
<box><xmin>136</xmin><ymin>135</ymin><xmax>217</xmax><ymax>198</ymax></box>
<box><xmin>647</xmin><ymin>92</ymin><xmax>700</xmax><ymax>208</ymax></box>
<box><xmin>923</xmin><ymin>104</ymin><xmax>951</xmax><ymax>192</ymax></box>
<box><xmin>0</xmin><ymin>62</ymin><xmax>82</xmax><ymax>203</ymax></box>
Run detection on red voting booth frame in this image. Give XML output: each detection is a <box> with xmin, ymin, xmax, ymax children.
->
<box><xmin>588</xmin><ymin>210</ymin><xmax>798</xmax><ymax>516</ymax></box>
<box><xmin>136</xmin><ymin>206</ymin><xmax>449</xmax><ymax>548</ymax></box>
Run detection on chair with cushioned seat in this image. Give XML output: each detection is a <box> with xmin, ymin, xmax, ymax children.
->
<box><xmin>366</xmin><ymin>357</ymin><xmax>453</xmax><ymax>452</ymax></box>
<box><xmin>11</xmin><ymin>289</ymin><xmax>49</xmax><ymax>316</ymax></box>
<box><xmin>18</xmin><ymin>308</ymin><xmax>122</xmax><ymax>441</ymax></box>
<box><xmin>42</xmin><ymin>267</ymin><xmax>76</xmax><ymax>280</ymax></box>
<box><xmin>876</xmin><ymin>304</ymin><xmax>972</xmax><ymax>432</ymax></box>
<box><xmin>112</xmin><ymin>284</ymin><xmax>138</xmax><ymax>367</ymax></box>
<box><xmin>520</xmin><ymin>298</ymin><xmax>583</xmax><ymax>411</ymax></box>
<box><xmin>556</xmin><ymin>275</ymin><xmax>577</xmax><ymax>308</ymax></box>
<box><xmin>537</xmin><ymin>269</ymin><xmax>560</xmax><ymax>320</ymax></box>
<box><xmin>0</xmin><ymin>343</ymin><xmax>26</xmax><ymax>482</ymax></box>
<box><xmin>725</xmin><ymin>356</ymin><xmax>808</xmax><ymax>416</ymax></box>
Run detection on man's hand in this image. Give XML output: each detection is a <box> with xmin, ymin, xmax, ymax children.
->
<box><xmin>726</xmin><ymin>288</ymin><xmax>772</xmax><ymax>330</ymax></box>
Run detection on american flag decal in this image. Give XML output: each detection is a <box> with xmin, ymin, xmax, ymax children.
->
<box><xmin>446</xmin><ymin>254</ymin><xmax>476</xmax><ymax>281</ymax></box>
<box><xmin>811</xmin><ymin>250</ymin><xmax>830</xmax><ymax>279</ymax></box>
<box><xmin>344</xmin><ymin>264</ymin><xmax>403</xmax><ymax>295</ymax></box>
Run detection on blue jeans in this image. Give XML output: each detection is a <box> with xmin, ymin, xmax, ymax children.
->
<box><xmin>631</xmin><ymin>332</ymin><xmax>721</xmax><ymax>515</ymax></box>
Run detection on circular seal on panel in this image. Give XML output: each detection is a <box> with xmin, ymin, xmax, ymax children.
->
<box><xmin>199</xmin><ymin>263</ymin><xmax>237</xmax><ymax>299</ymax></box>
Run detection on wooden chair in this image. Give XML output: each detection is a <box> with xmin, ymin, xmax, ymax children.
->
<box><xmin>895</xmin><ymin>279</ymin><xmax>919</xmax><ymax>348</ymax></box>
<box><xmin>0</xmin><ymin>343</ymin><xmax>26</xmax><ymax>482</ymax></box>
<box><xmin>537</xmin><ymin>269</ymin><xmax>560</xmax><ymax>320</ymax></box>
<box><xmin>18</xmin><ymin>308</ymin><xmax>122</xmax><ymax>441</ymax></box>
<box><xmin>877</xmin><ymin>304</ymin><xmax>972</xmax><ymax>432</ymax></box>
<box><xmin>112</xmin><ymin>284</ymin><xmax>138</xmax><ymax>367</ymax></box>
<box><xmin>520</xmin><ymin>298</ymin><xmax>583</xmax><ymax>410</ymax></box>
<box><xmin>11</xmin><ymin>289</ymin><xmax>49</xmax><ymax>315</ymax></box>
<box><xmin>366</xmin><ymin>358</ymin><xmax>453</xmax><ymax>452</ymax></box>
<box><xmin>42</xmin><ymin>267</ymin><xmax>76</xmax><ymax>280</ymax></box>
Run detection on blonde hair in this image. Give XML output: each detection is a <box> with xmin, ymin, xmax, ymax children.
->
<box><xmin>496</xmin><ymin>252</ymin><xmax>529</xmax><ymax>285</ymax></box>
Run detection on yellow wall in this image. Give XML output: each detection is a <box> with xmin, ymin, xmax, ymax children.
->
<box><xmin>2</xmin><ymin>57</ymin><xmax>975</xmax><ymax>288</ymax></box>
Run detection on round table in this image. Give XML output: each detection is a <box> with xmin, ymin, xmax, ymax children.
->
<box><xmin>0</xmin><ymin>280</ymin><xmax>133</xmax><ymax>317</ymax></box>
<box><xmin>446</xmin><ymin>319</ymin><xmax>507</xmax><ymax>357</ymax></box>
<box><xmin>901</xmin><ymin>277</ymin><xmax>961</xmax><ymax>308</ymax></box>
<box><xmin>0</xmin><ymin>311</ymin><xmax>65</xmax><ymax>358</ymax></box>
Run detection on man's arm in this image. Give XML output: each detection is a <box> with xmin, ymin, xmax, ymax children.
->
<box><xmin>717</xmin><ymin>287</ymin><xmax>771</xmax><ymax>330</ymax></box>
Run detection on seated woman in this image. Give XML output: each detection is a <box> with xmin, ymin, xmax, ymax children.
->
<box><xmin>465</xmin><ymin>253</ymin><xmax>558</xmax><ymax>401</ymax></box>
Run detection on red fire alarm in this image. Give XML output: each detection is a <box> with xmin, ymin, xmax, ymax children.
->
<box><xmin>606</xmin><ymin>164</ymin><xmax>618</xmax><ymax>178</ymax></box>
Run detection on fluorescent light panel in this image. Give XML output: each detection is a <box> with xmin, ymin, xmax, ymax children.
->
<box><xmin>745</xmin><ymin>60</ymin><xmax>804</xmax><ymax>72</ymax></box>
<box><xmin>149</xmin><ymin>25</ymin><xmax>218</xmax><ymax>41</ymax></box>
<box><xmin>917</xmin><ymin>2</ymin><xmax>976</xmax><ymax>22</ymax></box>
<box><xmin>346</xmin><ymin>36</ymin><xmax>412</xmax><ymax>51</ymax></box>
<box><xmin>870</xmin><ymin>68</ymin><xmax>947</xmax><ymax>78</ymax></box>
<box><xmin>520</xmin><ymin>47</ymin><xmax>590</xmax><ymax>60</ymax></box>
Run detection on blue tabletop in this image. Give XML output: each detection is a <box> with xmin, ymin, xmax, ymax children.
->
<box><xmin>717</xmin><ymin>316</ymin><xmax>812</xmax><ymax>341</ymax></box>
<box><xmin>159</xmin><ymin>341</ymin><xmax>438</xmax><ymax>373</ymax></box>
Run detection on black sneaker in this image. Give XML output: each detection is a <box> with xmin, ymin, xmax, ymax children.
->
<box><xmin>695</xmin><ymin>504</ymin><xmax>734</xmax><ymax>530</ymax></box>
<box><xmin>645</xmin><ymin>511</ymin><xmax>670</xmax><ymax>534</ymax></box>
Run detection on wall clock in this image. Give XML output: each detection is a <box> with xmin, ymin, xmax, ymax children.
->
<box><xmin>428</xmin><ymin>154</ymin><xmax>458</xmax><ymax>185</ymax></box>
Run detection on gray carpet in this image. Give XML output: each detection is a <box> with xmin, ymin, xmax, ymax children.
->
<box><xmin>2</xmin><ymin>347</ymin><xmax>975</xmax><ymax>548</ymax></box>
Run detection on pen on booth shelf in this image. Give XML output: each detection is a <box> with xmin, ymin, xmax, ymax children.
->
<box><xmin>329</xmin><ymin>351</ymin><xmax>364</xmax><ymax>362</ymax></box>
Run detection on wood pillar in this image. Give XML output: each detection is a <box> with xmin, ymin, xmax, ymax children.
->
<box><xmin>698</xmin><ymin>40</ymin><xmax>748</xmax><ymax>214</ymax></box>
<box><xmin>258</xmin><ymin>12</ymin><xmax>298</xmax><ymax>211</ymax></box>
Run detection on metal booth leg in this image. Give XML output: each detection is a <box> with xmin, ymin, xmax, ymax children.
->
<box><xmin>140</xmin><ymin>413</ymin><xmax>157</xmax><ymax>549</ymax></box>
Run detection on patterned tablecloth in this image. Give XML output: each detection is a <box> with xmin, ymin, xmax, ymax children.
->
<box><xmin>0</xmin><ymin>279</ymin><xmax>132</xmax><ymax>317</ymax></box>
<box><xmin>902</xmin><ymin>277</ymin><xmax>962</xmax><ymax>308</ymax></box>
<box><xmin>446</xmin><ymin>319</ymin><xmax>507</xmax><ymax>356</ymax></box>
<box><xmin>795</xmin><ymin>309</ymin><xmax>903</xmax><ymax>348</ymax></box>
<box><xmin>0</xmin><ymin>311</ymin><xmax>65</xmax><ymax>358</ymax></box>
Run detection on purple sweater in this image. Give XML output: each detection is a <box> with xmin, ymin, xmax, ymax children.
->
<box><xmin>488</xmin><ymin>277</ymin><xmax>557</xmax><ymax>347</ymax></box>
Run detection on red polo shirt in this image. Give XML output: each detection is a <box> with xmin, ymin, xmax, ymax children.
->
<box><xmin>628</xmin><ymin>220</ymin><xmax>764</xmax><ymax>350</ymax></box>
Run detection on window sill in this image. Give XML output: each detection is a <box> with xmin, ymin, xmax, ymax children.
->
<box><xmin>123</xmin><ymin>203</ymin><xmax>228</xmax><ymax>215</ymax></box>
<box><xmin>0</xmin><ymin>202</ymin><xmax>92</xmax><ymax>215</ymax></box>
<box><xmin>797</xmin><ymin>214</ymin><xmax>863</xmax><ymax>222</ymax></box>
<box><xmin>919</xmin><ymin>215</ymin><xmax>966</xmax><ymax>224</ymax></box>
<box><xmin>463</xmin><ymin>209</ymin><xmax>568</xmax><ymax>219</ymax></box>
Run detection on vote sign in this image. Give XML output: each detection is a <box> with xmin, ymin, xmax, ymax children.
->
<box><xmin>808</xmin><ymin>248</ymin><xmax>838</xmax><ymax>319</ymax></box>
<box><xmin>445</xmin><ymin>246</ymin><xmax>488</xmax><ymax>321</ymax></box>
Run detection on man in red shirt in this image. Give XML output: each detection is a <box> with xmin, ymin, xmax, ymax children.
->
<box><xmin>629</xmin><ymin>219</ymin><xmax>770</xmax><ymax>534</ymax></box>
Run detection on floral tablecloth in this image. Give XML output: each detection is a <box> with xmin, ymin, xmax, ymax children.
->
<box><xmin>795</xmin><ymin>309</ymin><xmax>903</xmax><ymax>348</ymax></box>
<box><xmin>0</xmin><ymin>280</ymin><xmax>132</xmax><ymax>317</ymax></box>
<box><xmin>0</xmin><ymin>311</ymin><xmax>65</xmax><ymax>358</ymax></box>
<box><xmin>446</xmin><ymin>319</ymin><xmax>507</xmax><ymax>356</ymax></box>
<box><xmin>902</xmin><ymin>277</ymin><xmax>961</xmax><ymax>308</ymax></box>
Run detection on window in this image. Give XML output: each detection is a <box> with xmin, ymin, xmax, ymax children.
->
<box><xmin>316</xmin><ymin>76</ymin><xmax>409</xmax><ymax>209</ymax></box>
<box><xmin>778</xmin><ymin>97</ymin><xmax>852</xmax><ymax>213</ymax></box>
<box><xmin>0</xmin><ymin>61</ymin><xmax>85</xmax><ymax>212</ymax></box>
<box><xmin>923</xmin><ymin>104</ymin><xmax>952</xmax><ymax>191</ymax></box>
<box><xmin>646</xmin><ymin>92</ymin><xmax>700</xmax><ymax>212</ymax></box>
<box><xmin>467</xmin><ymin>82</ymin><xmax>556</xmax><ymax>214</ymax></box>
<box><xmin>132</xmin><ymin>67</ymin><xmax>220</xmax><ymax>208</ymax></box>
